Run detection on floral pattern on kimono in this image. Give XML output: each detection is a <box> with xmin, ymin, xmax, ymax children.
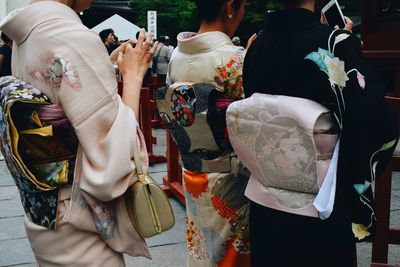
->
<box><xmin>28</xmin><ymin>52</ymin><xmax>82</xmax><ymax>91</ymax></box>
<box><xmin>157</xmin><ymin>75</ymin><xmax>250</xmax><ymax>266</ymax></box>
<box><xmin>305</xmin><ymin>29</ymin><xmax>398</xmax><ymax>241</ymax></box>
<box><xmin>213</xmin><ymin>53</ymin><xmax>244</xmax><ymax>99</ymax></box>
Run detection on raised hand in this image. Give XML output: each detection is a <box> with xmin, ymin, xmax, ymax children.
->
<box><xmin>117</xmin><ymin>29</ymin><xmax>158</xmax><ymax>81</ymax></box>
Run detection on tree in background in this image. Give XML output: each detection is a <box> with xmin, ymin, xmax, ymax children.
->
<box><xmin>130</xmin><ymin>0</ymin><xmax>359</xmax><ymax>47</ymax></box>
<box><xmin>130</xmin><ymin>0</ymin><xmax>283</xmax><ymax>46</ymax></box>
<box><xmin>131</xmin><ymin>0</ymin><xmax>197</xmax><ymax>46</ymax></box>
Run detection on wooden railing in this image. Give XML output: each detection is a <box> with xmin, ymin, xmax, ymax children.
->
<box><xmin>118</xmin><ymin>78</ymin><xmax>185</xmax><ymax>204</ymax></box>
<box><xmin>139</xmin><ymin>87</ymin><xmax>167</xmax><ymax>164</ymax></box>
<box><xmin>117</xmin><ymin>81</ymin><xmax>166</xmax><ymax>165</ymax></box>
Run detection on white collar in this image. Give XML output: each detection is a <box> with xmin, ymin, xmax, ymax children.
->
<box><xmin>177</xmin><ymin>31</ymin><xmax>233</xmax><ymax>54</ymax></box>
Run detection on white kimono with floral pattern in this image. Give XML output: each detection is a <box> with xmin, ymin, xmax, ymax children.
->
<box><xmin>158</xmin><ymin>31</ymin><xmax>250</xmax><ymax>267</ymax></box>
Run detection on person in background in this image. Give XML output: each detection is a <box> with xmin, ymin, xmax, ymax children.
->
<box><xmin>0</xmin><ymin>0</ymin><xmax>157</xmax><ymax>265</ymax></box>
<box><xmin>243</xmin><ymin>0</ymin><xmax>398</xmax><ymax>266</ymax></box>
<box><xmin>152</xmin><ymin>35</ymin><xmax>172</xmax><ymax>81</ymax></box>
<box><xmin>99</xmin><ymin>28</ymin><xmax>119</xmax><ymax>55</ymax></box>
<box><xmin>164</xmin><ymin>35</ymin><xmax>174</xmax><ymax>54</ymax></box>
<box><xmin>232</xmin><ymin>36</ymin><xmax>245</xmax><ymax>50</ymax></box>
<box><xmin>157</xmin><ymin>0</ymin><xmax>256</xmax><ymax>266</ymax></box>
<box><xmin>0</xmin><ymin>32</ymin><xmax>12</xmax><ymax>76</ymax></box>
<box><xmin>231</xmin><ymin>36</ymin><xmax>240</xmax><ymax>46</ymax></box>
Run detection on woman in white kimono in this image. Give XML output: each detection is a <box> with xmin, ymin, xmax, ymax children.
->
<box><xmin>0</xmin><ymin>0</ymin><xmax>157</xmax><ymax>266</ymax></box>
<box><xmin>156</xmin><ymin>0</ymin><xmax>255</xmax><ymax>266</ymax></box>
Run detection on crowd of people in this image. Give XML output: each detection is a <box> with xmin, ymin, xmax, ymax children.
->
<box><xmin>0</xmin><ymin>0</ymin><xmax>398</xmax><ymax>267</ymax></box>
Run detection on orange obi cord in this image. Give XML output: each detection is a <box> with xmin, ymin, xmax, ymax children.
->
<box><xmin>183</xmin><ymin>170</ymin><xmax>208</xmax><ymax>199</ymax></box>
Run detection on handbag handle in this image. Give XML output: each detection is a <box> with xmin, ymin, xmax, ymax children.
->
<box><xmin>132</xmin><ymin>138</ymin><xmax>146</xmax><ymax>182</ymax></box>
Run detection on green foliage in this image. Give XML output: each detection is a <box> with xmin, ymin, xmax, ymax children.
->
<box><xmin>130</xmin><ymin>0</ymin><xmax>360</xmax><ymax>47</ymax></box>
<box><xmin>131</xmin><ymin>0</ymin><xmax>197</xmax><ymax>46</ymax></box>
<box><xmin>131</xmin><ymin>0</ymin><xmax>282</xmax><ymax>46</ymax></box>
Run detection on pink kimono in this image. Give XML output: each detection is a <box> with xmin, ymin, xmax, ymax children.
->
<box><xmin>0</xmin><ymin>1</ymin><xmax>150</xmax><ymax>266</ymax></box>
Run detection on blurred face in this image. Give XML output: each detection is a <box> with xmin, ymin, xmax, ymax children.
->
<box><xmin>227</xmin><ymin>0</ymin><xmax>247</xmax><ymax>37</ymax></box>
<box><xmin>71</xmin><ymin>0</ymin><xmax>93</xmax><ymax>12</ymax></box>
<box><xmin>106</xmin><ymin>32</ymin><xmax>115</xmax><ymax>44</ymax></box>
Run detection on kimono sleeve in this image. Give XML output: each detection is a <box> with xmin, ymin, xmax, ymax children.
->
<box><xmin>335</xmin><ymin>32</ymin><xmax>399</xmax><ymax>183</ymax></box>
<box><xmin>56</xmin><ymin>32</ymin><xmax>144</xmax><ymax>202</ymax></box>
<box><xmin>333</xmin><ymin>32</ymin><xmax>398</xmax><ymax>239</ymax></box>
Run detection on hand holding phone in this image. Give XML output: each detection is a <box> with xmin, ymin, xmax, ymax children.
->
<box><xmin>321</xmin><ymin>0</ymin><xmax>346</xmax><ymax>29</ymax></box>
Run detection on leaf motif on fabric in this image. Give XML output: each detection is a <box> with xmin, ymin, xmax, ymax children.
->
<box><xmin>304</xmin><ymin>48</ymin><xmax>335</xmax><ymax>75</ymax></box>
<box><xmin>318</xmin><ymin>48</ymin><xmax>335</xmax><ymax>59</ymax></box>
<box><xmin>381</xmin><ymin>139</ymin><xmax>397</xmax><ymax>150</ymax></box>
<box><xmin>333</xmin><ymin>33</ymin><xmax>350</xmax><ymax>48</ymax></box>
<box><xmin>353</xmin><ymin>181</ymin><xmax>371</xmax><ymax>195</ymax></box>
<box><xmin>305</xmin><ymin>51</ymin><xmax>328</xmax><ymax>74</ymax></box>
<box><xmin>372</xmin><ymin>161</ymin><xmax>379</xmax><ymax>181</ymax></box>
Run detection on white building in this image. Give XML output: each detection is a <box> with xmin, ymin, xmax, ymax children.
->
<box><xmin>0</xmin><ymin>0</ymin><xmax>28</xmax><ymax>22</ymax></box>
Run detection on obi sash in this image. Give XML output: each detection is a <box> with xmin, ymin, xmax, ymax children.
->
<box><xmin>226</xmin><ymin>93</ymin><xmax>339</xmax><ymax>218</ymax></box>
<box><xmin>0</xmin><ymin>76</ymin><xmax>78</xmax><ymax>229</ymax></box>
<box><xmin>156</xmin><ymin>82</ymin><xmax>240</xmax><ymax>173</ymax></box>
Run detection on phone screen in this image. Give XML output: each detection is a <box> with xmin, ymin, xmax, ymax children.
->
<box><xmin>324</xmin><ymin>4</ymin><xmax>345</xmax><ymax>28</ymax></box>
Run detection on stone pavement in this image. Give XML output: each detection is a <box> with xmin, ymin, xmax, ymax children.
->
<box><xmin>0</xmin><ymin>128</ymin><xmax>399</xmax><ymax>267</ymax></box>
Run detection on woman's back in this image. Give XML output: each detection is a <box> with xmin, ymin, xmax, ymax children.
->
<box><xmin>166</xmin><ymin>31</ymin><xmax>245</xmax><ymax>156</ymax></box>
<box><xmin>243</xmin><ymin>6</ymin><xmax>398</xmax><ymax>267</ymax></box>
<box><xmin>169</xmin><ymin>31</ymin><xmax>245</xmax><ymax>87</ymax></box>
<box><xmin>157</xmin><ymin>30</ymin><xmax>251</xmax><ymax>267</ymax></box>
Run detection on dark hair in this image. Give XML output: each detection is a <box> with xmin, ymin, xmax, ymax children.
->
<box><xmin>196</xmin><ymin>0</ymin><xmax>244</xmax><ymax>23</ymax></box>
<box><xmin>99</xmin><ymin>29</ymin><xmax>114</xmax><ymax>43</ymax></box>
<box><xmin>1</xmin><ymin>32</ymin><xmax>11</xmax><ymax>44</ymax></box>
<box><xmin>158</xmin><ymin>35</ymin><xmax>166</xmax><ymax>43</ymax></box>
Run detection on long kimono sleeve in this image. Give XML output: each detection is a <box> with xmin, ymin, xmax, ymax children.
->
<box><xmin>333</xmin><ymin>31</ymin><xmax>399</xmax><ymax>240</ymax></box>
<box><xmin>55</xmin><ymin>32</ymin><xmax>144</xmax><ymax>202</ymax></box>
<box><xmin>336</xmin><ymin>33</ymin><xmax>398</xmax><ymax>182</ymax></box>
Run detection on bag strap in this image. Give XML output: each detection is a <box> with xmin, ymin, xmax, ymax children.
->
<box><xmin>132</xmin><ymin>138</ymin><xmax>146</xmax><ymax>182</ymax></box>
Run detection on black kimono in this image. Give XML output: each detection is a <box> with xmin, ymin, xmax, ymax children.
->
<box><xmin>243</xmin><ymin>8</ymin><xmax>399</xmax><ymax>267</ymax></box>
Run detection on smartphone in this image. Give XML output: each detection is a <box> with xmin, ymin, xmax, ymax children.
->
<box><xmin>321</xmin><ymin>0</ymin><xmax>346</xmax><ymax>29</ymax></box>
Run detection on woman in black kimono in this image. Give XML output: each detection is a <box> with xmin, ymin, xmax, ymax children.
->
<box><xmin>243</xmin><ymin>0</ymin><xmax>399</xmax><ymax>266</ymax></box>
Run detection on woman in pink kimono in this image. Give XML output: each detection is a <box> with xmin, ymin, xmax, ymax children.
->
<box><xmin>0</xmin><ymin>0</ymin><xmax>157</xmax><ymax>266</ymax></box>
<box><xmin>156</xmin><ymin>0</ymin><xmax>255</xmax><ymax>266</ymax></box>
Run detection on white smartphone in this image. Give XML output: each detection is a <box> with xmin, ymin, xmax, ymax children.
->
<box><xmin>321</xmin><ymin>0</ymin><xmax>346</xmax><ymax>29</ymax></box>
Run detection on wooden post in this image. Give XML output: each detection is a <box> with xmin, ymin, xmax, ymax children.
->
<box><xmin>147</xmin><ymin>76</ymin><xmax>165</xmax><ymax>128</ymax></box>
<box><xmin>118</xmin><ymin>81</ymin><xmax>166</xmax><ymax>164</ymax></box>
<box><xmin>139</xmin><ymin>87</ymin><xmax>167</xmax><ymax>164</ymax></box>
<box><xmin>371</xmin><ymin>160</ymin><xmax>392</xmax><ymax>263</ymax></box>
<box><xmin>163</xmin><ymin>131</ymin><xmax>185</xmax><ymax>205</ymax></box>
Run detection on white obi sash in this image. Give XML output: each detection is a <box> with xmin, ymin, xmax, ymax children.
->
<box><xmin>226</xmin><ymin>93</ymin><xmax>339</xmax><ymax>218</ymax></box>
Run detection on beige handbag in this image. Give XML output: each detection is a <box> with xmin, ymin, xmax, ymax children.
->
<box><xmin>125</xmin><ymin>142</ymin><xmax>175</xmax><ymax>238</ymax></box>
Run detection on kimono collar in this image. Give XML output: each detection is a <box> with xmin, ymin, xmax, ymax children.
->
<box><xmin>177</xmin><ymin>31</ymin><xmax>234</xmax><ymax>54</ymax></box>
<box><xmin>263</xmin><ymin>8</ymin><xmax>320</xmax><ymax>35</ymax></box>
<box><xmin>0</xmin><ymin>1</ymin><xmax>81</xmax><ymax>45</ymax></box>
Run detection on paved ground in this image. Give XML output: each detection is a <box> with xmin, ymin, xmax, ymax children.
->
<box><xmin>0</xmin><ymin>128</ymin><xmax>399</xmax><ymax>266</ymax></box>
